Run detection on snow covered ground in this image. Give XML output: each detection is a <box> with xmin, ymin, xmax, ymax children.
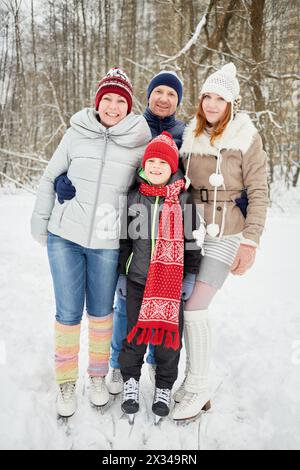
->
<box><xmin>0</xmin><ymin>188</ymin><xmax>300</xmax><ymax>450</ymax></box>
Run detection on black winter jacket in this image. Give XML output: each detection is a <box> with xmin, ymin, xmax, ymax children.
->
<box><xmin>118</xmin><ymin>169</ymin><xmax>201</xmax><ymax>285</ymax></box>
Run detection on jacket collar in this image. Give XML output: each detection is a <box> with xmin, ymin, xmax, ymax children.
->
<box><xmin>70</xmin><ymin>108</ymin><xmax>151</xmax><ymax>148</ymax></box>
<box><xmin>180</xmin><ymin>113</ymin><xmax>258</xmax><ymax>156</ymax></box>
<box><xmin>144</xmin><ymin>106</ymin><xmax>177</xmax><ymax>130</ymax></box>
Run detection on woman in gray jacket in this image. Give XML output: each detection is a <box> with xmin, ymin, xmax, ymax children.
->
<box><xmin>31</xmin><ymin>68</ymin><xmax>151</xmax><ymax>418</ymax></box>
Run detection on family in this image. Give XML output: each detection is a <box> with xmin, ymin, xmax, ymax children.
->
<box><xmin>31</xmin><ymin>64</ymin><xmax>268</xmax><ymax>423</ymax></box>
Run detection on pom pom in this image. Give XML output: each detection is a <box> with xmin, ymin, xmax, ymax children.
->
<box><xmin>209</xmin><ymin>173</ymin><xmax>224</xmax><ymax>187</ymax></box>
<box><xmin>193</xmin><ymin>226</ymin><xmax>206</xmax><ymax>248</ymax></box>
<box><xmin>221</xmin><ymin>62</ymin><xmax>237</xmax><ymax>77</ymax></box>
<box><xmin>207</xmin><ymin>223</ymin><xmax>219</xmax><ymax>238</ymax></box>
<box><xmin>161</xmin><ymin>130</ymin><xmax>173</xmax><ymax>139</ymax></box>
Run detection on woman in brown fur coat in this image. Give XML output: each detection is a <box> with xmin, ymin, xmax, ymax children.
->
<box><xmin>172</xmin><ymin>63</ymin><xmax>268</xmax><ymax>421</ymax></box>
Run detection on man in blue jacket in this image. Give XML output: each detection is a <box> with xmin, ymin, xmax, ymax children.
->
<box><xmin>54</xmin><ymin>70</ymin><xmax>187</xmax><ymax>394</ymax></box>
<box><xmin>143</xmin><ymin>70</ymin><xmax>185</xmax><ymax>148</ymax></box>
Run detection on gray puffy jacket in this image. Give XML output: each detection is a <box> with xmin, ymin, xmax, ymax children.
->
<box><xmin>31</xmin><ymin>108</ymin><xmax>152</xmax><ymax>249</ymax></box>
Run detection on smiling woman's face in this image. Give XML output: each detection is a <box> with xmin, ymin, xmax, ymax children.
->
<box><xmin>201</xmin><ymin>92</ymin><xmax>228</xmax><ymax>124</ymax></box>
<box><xmin>98</xmin><ymin>93</ymin><xmax>128</xmax><ymax>127</ymax></box>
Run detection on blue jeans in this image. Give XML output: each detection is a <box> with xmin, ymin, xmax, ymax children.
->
<box><xmin>110</xmin><ymin>294</ymin><xmax>156</xmax><ymax>369</ymax></box>
<box><xmin>47</xmin><ymin>233</ymin><xmax>119</xmax><ymax>325</ymax></box>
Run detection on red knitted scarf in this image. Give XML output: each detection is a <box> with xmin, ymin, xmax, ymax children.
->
<box><xmin>127</xmin><ymin>178</ymin><xmax>186</xmax><ymax>351</ymax></box>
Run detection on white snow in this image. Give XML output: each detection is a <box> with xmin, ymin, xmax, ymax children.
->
<box><xmin>0</xmin><ymin>187</ymin><xmax>300</xmax><ymax>450</ymax></box>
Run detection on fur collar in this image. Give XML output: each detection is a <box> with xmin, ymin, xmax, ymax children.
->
<box><xmin>180</xmin><ymin>113</ymin><xmax>258</xmax><ymax>157</ymax></box>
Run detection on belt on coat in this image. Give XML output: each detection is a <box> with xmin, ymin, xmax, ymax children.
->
<box><xmin>193</xmin><ymin>188</ymin><xmax>245</xmax><ymax>203</ymax></box>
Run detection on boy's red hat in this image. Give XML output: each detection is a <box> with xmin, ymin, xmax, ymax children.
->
<box><xmin>142</xmin><ymin>131</ymin><xmax>179</xmax><ymax>174</ymax></box>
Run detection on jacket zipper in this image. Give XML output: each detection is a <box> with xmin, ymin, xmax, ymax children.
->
<box><xmin>125</xmin><ymin>252</ymin><xmax>133</xmax><ymax>275</ymax></box>
<box><xmin>126</xmin><ymin>196</ymin><xmax>160</xmax><ymax>274</ymax></box>
<box><xmin>151</xmin><ymin>196</ymin><xmax>160</xmax><ymax>258</ymax></box>
<box><xmin>87</xmin><ymin>129</ymin><xmax>109</xmax><ymax>247</ymax></box>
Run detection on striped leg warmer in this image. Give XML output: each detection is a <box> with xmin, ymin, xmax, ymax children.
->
<box><xmin>87</xmin><ymin>313</ymin><xmax>113</xmax><ymax>377</ymax></box>
<box><xmin>55</xmin><ymin>321</ymin><xmax>81</xmax><ymax>385</ymax></box>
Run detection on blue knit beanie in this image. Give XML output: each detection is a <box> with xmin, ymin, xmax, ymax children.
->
<box><xmin>147</xmin><ymin>71</ymin><xmax>183</xmax><ymax>106</ymax></box>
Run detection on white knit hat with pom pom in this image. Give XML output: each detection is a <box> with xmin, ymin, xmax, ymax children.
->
<box><xmin>200</xmin><ymin>62</ymin><xmax>240</xmax><ymax>102</ymax></box>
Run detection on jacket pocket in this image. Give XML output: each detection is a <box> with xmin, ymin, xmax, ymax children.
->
<box><xmin>58</xmin><ymin>203</ymin><xmax>69</xmax><ymax>227</ymax></box>
<box><xmin>51</xmin><ymin>201</ymin><xmax>70</xmax><ymax>227</ymax></box>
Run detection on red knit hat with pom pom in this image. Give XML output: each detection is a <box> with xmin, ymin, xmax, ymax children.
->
<box><xmin>95</xmin><ymin>68</ymin><xmax>133</xmax><ymax>113</ymax></box>
<box><xmin>142</xmin><ymin>131</ymin><xmax>179</xmax><ymax>174</ymax></box>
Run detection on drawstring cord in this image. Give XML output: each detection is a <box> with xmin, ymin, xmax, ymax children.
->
<box><xmin>184</xmin><ymin>102</ymin><xmax>235</xmax><ymax>239</ymax></box>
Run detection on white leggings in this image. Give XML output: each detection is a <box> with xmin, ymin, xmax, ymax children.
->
<box><xmin>185</xmin><ymin>281</ymin><xmax>218</xmax><ymax>311</ymax></box>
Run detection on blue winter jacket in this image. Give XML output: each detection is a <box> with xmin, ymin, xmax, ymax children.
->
<box><xmin>143</xmin><ymin>107</ymin><xmax>186</xmax><ymax>149</ymax></box>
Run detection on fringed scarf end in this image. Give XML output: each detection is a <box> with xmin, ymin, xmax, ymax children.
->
<box><xmin>128</xmin><ymin>325</ymin><xmax>180</xmax><ymax>351</ymax></box>
<box><xmin>127</xmin><ymin>325</ymin><xmax>138</xmax><ymax>343</ymax></box>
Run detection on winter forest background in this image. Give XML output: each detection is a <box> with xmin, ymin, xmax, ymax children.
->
<box><xmin>1</xmin><ymin>0</ymin><xmax>300</xmax><ymax>451</ymax></box>
<box><xmin>0</xmin><ymin>0</ymin><xmax>299</xmax><ymax>193</ymax></box>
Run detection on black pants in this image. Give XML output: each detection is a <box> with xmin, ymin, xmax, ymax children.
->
<box><xmin>119</xmin><ymin>279</ymin><xmax>184</xmax><ymax>390</ymax></box>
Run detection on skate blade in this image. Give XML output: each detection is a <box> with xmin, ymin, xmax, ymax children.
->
<box><xmin>154</xmin><ymin>415</ymin><xmax>163</xmax><ymax>426</ymax></box>
<box><xmin>128</xmin><ymin>414</ymin><xmax>136</xmax><ymax>425</ymax></box>
<box><xmin>57</xmin><ymin>413</ymin><xmax>74</xmax><ymax>423</ymax></box>
<box><xmin>174</xmin><ymin>409</ymin><xmax>208</xmax><ymax>426</ymax></box>
<box><xmin>120</xmin><ymin>412</ymin><xmax>136</xmax><ymax>425</ymax></box>
<box><xmin>109</xmin><ymin>391</ymin><xmax>122</xmax><ymax>397</ymax></box>
<box><xmin>91</xmin><ymin>398</ymin><xmax>111</xmax><ymax>414</ymax></box>
<box><xmin>174</xmin><ymin>400</ymin><xmax>211</xmax><ymax>425</ymax></box>
<box><xmin>175</xmin><ymin>413</ymin><xmax>202</xmax><ymax>426</ymax></box>
<box><xmin>57</xmin><ymin>416</ymin><xmax>69</xmax><ymax>424</ymax></box>
<box><xmin>109</xmin><ymin>392</ymin><xmax>121</xmax><ymax>403</ymax></box>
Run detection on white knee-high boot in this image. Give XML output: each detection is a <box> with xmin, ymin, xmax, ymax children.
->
<box><xmin>173</xmin><ymin>323</ymin><xmax>190</xmax><ymax>402</ymax></box>
<box><xmin>172</xmin><ymin>309</ymin><xmax>211</xmax><ymax>421</ymax></box>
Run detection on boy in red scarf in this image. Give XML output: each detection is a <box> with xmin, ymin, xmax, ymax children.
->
<box><xmin>117</xmin><ymin>131</ymin><xmax>201</xmax><ymax>422</ymax></box>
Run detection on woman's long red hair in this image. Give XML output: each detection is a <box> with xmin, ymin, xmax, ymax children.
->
<box><xmin>194</xmin><ymin>96</ymin><xmax>232</xmax><ymax>145</ymax></box>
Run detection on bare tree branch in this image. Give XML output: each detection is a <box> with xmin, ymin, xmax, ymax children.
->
<box><xmin>125</xmin><ymin>58</ymin><xmax>155</xmax><ymax>75</ymax></box>
<box><xmin>264</xmin><ymin>72</ymin><xmax>300</xmax><ymax>81</ymax></box>
<box><xmin>0</xmin><ymin>149</ymin><xmax>48</xmax><ymax>164</ymax></box>
<box><xmin>42</xmin><ymin>72</ymin><xmax>68</xmax><ymax>128</ymax></box>
<box><xmin>42</xmin><ymin>124</ymin><xmax>65</xmax><ymax>153</ymax></box>
<box><xmin>160</xmin><ymin>10</ymin><xmax>208</xmax><ymax>66</ymax></box>
<box><xmin>0</xmin><ymin>170</ymin><xmax>36</xmax><ymax>194</ymax></box>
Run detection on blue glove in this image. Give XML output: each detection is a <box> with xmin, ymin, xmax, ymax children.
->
<box><xmin>117</xmin><ymin>274</ymin><xmax>127</xmax><ymax>300</ymax></box>
<box><xmin>235</xmin><ymin>189</ymin><xmax>248</xmax><ymax>218</ymax></box>
<box><xmin>54</xmin><ymin>173</ymin><xmax>76</xmax><ymax>204</ymax></box>
<box><xmin>181</xmin><ymin>273</ymin><xmax>196</xmax><ymax>301</ymax></box>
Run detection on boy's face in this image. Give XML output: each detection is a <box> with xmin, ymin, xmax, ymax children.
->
<box><xmin>144</xmin><ymin>158</ymin><xmax>172</xmax><ymax>187</ymax></box>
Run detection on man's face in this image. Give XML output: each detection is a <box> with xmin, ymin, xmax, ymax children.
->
<box><xmin>148</xmin><ymin>85</ymin><xmax>178</xmax><ymax>118</ymax></box>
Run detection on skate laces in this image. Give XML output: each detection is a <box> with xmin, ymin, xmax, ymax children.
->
<box><xmin>123</xmin><ymin>378</ymin><xmax>139</xmax><ymax>402</ymax></box>
<box><xmin>90</xmin><ymin>376</ymin><xmax>106</xmax><ymax>393</ymax></box>
<box><xmin>176</xmin><ymin>392</ymin><xmax>199</xmax><ymax>409</ymax></box>
<box><xmin>112</xmin><ymin>369</ymin><xmax>123</xmax><ymax>383</ymax></box>
<box><xmin>59</xmin><ymin>382</ymin><xmax>76</xmax><ymax>402</ymax></box>
<box><xmin>154</xmin><ymin>388</ymin><xmax>171</xmax><ymax>406</ymax></box>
